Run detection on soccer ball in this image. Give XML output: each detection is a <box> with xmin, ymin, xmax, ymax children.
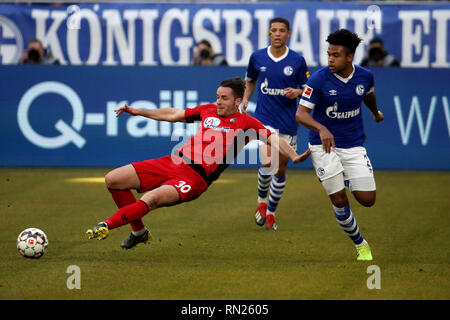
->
<box><xmin>17</xmin><ymin>228</ymin><xmax>48</xmax><ymax>259</ymax></box>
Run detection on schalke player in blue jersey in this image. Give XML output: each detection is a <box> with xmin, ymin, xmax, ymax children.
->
<box><xmin>242</xmin><ymin>17</ymin><xmax>309</xmax><ymax>230</ymax></box>
<box><xmin>296</xmin><ymin>29</ymin><xmax>384</xmax><ymax>260</ymax></box>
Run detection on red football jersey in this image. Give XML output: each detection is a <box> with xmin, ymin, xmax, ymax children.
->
<box><xmin>177</xmin><ymin>104</ymin><xmax>271</xmax><ymax>185</ymax></box>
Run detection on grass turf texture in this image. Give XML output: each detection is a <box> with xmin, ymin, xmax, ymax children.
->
<box><xmin>0</xmin><ymin>168</ymin><xmax>448</xmax><ymax>299</ymax></box>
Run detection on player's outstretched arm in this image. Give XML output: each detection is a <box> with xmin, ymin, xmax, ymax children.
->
<box><xmin>267</xmin><ymin>134</ymin><xmax>311</xmax><ymax>164</ymax></box>
<box><xmin>363</xmin><ymin>92</ymin><xmax>384</xmax><ymax>123</ymax></box>
<box><xmin>291</xmin><ymin>148</ymin><xmax>312</xmax><ymax>164</ymax></box>
<box><xmin>115</xmin><ymin>104</ymin><xmax>186</xmax><ymax>122</ymax></box>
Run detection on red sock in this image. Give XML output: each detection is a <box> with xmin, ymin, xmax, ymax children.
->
<box><xmin>108</xmin><ymin>189</ymin><xmax>145</xmax><ymax>232</ymax></box>
<box><xmin>105</xmin><ymin>200</ymin><xmax>149</xmax><ymax>230</ymax></box>
<box><xmin>108</xmin><ymin>188</ymin><xmax>136</xmax><ymax>208</ymax></box>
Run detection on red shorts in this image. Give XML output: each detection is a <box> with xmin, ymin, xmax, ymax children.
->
<box><xmin>132</xmin><ymin>155</ymin><xmax>208</xmax><ymax>203</ymax></box>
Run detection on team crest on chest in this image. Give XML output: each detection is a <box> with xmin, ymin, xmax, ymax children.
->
<box><xmin>283</xmin><ymin>66</ymin><xmax>293</xmax><ymax>76</ymax></box>
<box><xmin>355</xmin><ymin>84</ymin><xmax>365</xmax><ymax>96</ymax></box>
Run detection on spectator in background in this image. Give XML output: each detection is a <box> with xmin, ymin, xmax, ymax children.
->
<box><xmin>360</xmin><ymin>38</ymin><xmax>400</xmax><ymax>67</ymax></box>
<box><xmin>20</xmin><ymin>39</ymin><xmax>60</xmax><ymax>65</ymax></box>
<box><xmin>191</xmin><ymin>39</ymin><xmax>228</xmax><ymax>66</ymax></box>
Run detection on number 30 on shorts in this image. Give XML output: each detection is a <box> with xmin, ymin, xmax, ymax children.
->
<box><xmin>175</xmin><ymin>181</ymin><xmax>192</xmax><ymax>193</ymax></box>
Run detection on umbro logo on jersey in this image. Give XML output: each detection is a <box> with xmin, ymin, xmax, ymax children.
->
<box><xmin>329</xmin><ymin>90</ymin><xmax>337</xmax><ymax>96</ymax></box>
<box><xmin>260</xmin><ymin>66</ymin><xmax>267</xmax><ymax>72</ymax></box>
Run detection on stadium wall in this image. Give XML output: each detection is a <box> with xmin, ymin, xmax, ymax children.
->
<box><xmin>1</xmin><ymin>66</ymin><xmax>449</xmax><ymax>170</ymax></box>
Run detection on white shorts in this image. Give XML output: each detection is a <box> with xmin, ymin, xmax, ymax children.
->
<box><xmin>309</xmin><ymin>144</ymin><xmax>376</xmax><ymax>194</ymax></box>
<box><xmin>258</xmin><ymin>126</ymin><xmax>297</xmax><ymax>151</ymax></box>
<box><xmin>257</xmin><ymin>126</ymin><xmax>297</xmax><ymax>175</ymax></box>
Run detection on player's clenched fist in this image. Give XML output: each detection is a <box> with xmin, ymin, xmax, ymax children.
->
<box><xmin>372</xmin><ymin>110</ymin><xmax>384</xmax><ymax>123</ymax></box>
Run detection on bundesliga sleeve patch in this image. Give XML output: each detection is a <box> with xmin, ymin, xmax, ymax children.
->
<box><xmin>303</xmin><ymin>85</ymin><xmax>313</xmax><ymax>99</ymax></box>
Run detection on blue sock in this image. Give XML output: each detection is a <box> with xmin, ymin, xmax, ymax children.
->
<box><xmin>257</xmin><ymin>167</ymin><xmax>272</xmax><ymax>203</ymax></box>
<box><xmin>267</xmin><ymin>175</ymin><xmax>286</xmax><ymax>215</ymax></box>
<box><xmin>333</xmin><ymin>204</ymin><xmax>364</xmax><ymax>245</ymax></box>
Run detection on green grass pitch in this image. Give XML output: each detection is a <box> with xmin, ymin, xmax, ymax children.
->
<box><xmin>0</xmin><ymin>167</ymin><xmax>448</xmax><ymax>299</ymax></box>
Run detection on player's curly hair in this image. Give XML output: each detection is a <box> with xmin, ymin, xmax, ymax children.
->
<box><xmin>326</xmin><ymin>29</ymin><xmax>362</xmax><ymax>54</ymax></box>
<box><xmin>219</xmin><ymin>77</ymin><xmax>245</xmax><ymax>99</ymax></box>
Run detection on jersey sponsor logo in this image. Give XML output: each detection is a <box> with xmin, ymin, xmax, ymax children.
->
<box><xmin>260</xmin><ymin>78</ymin><xmax>285</xmax><ymax>96</ymax></box>
<box><xmin>326</xmin><ymin>102</ymin><xmax>360</xmax><ymax>119</ymax></box>
<box><xmin>203</xmin><ymin>117</ymin><xmax>230</xmax><ymax>132</ymax></box>
<box><xmin>283</xmin><ymin>66</ymin><xmax>293</xmax><ymax>76</ymax></box>
<box><xmin>356</xmin><ymin>84</ymin><xmax>365</xmax><ymax>96</ymax></box>
<box><xmin>303</xmin><ymin>85</ymin><xmax>313</xmax><ymax>99</ymax></box>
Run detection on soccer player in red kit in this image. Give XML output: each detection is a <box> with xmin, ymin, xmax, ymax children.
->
<box><xmin>86</xmin><ymin>77</ymin><xmax>311</xmax><ymax>249</ymax></box>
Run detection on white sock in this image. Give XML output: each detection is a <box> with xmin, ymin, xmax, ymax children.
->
<box><xmin>132</xmin><ymin>227</ymin><xmax>147</xmax><ymax>237</ymax></box>
<box><xmin>355</xmin><ymin>239</ymin><xmax>368</xmax><ymax>248</ymax></box>
<box><xmin>258</xmin><ymin>196</ymin><xmax>269</xmax><ymax>204</ymax></box>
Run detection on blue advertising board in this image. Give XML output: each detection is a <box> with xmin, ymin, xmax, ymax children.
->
<box><xmin>0</xmin><ymin>2</ymin><xmax>449</xmax><ymax>68</ymax></box>
<box><xmin>0</xmin><ymin>66</ymin><xmax>449</xmax><ymax>169</ymax></box>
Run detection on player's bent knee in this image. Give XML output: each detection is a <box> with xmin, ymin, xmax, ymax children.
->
<box><xmin>352</xmin><ymin>189</ymin><xmax>376</xmax><ymax>207</ymax></box>
<box><xmin>140</xmin><ymin>191</ymin><xmax>163</xmax><ymax>210</ymax></box>
<box><xmin>104</xmin><ymin>171</ymin><xmax>118</xmax><ymax>189</ymax></box>
<box><xmin>261</xmin><ymin>160</ymin><xmax>271</xmax><ymax>168</ymax></box>
<box><xmin>276</xmin><ymin>168</ymin><xmax>286</xmax><ymax>178</ymax></box>
<box><xmin>361</xmin><ymin>200</ymin><xmax>375</xmax><ymax>207</ymax></box>
<box><xmin>140</xmin><ymin>194</ymin><xmax>157</xmax><ymax>209</ymax></box>
<box><xmin>356</xmin><ymin>194</ymin><xmax>376</xmax><ymax>207</ymax></box>
<box><xmin>105</xmin><ymin>165</ymin><xmax>140</xmax><ymax>190</ymax></box>
<box><xmin>329</xmin><ymin>189</ymin><xmax>349</xmax><ymax>208</ymax></box>
<box><xmin>141</xmin><ymin>185</ymin><xmax>180</xmax><ymax>210</ymax></box>
<box><xmin>104</xmin><ymin>170</ymin><xmax>128</xmax><ymax>189</ymax></box>
<box><xmin>330</xmin><ymin>196</ymin><xmax>349</xmax><ymax>208</ymax></box>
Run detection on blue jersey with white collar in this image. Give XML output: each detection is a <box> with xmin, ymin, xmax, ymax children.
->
<box><xmin>299</xmin><ymin>65</ymin><xmax>375</xmax><ymax>148</ymax></box>
<box><xmin>246</xmin><ymin>47</ymin><xmax>309</xmax><ymax>136</ymax></box>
